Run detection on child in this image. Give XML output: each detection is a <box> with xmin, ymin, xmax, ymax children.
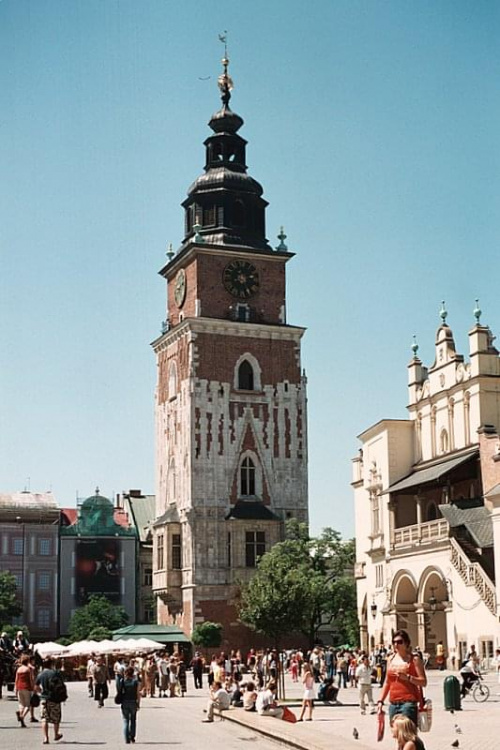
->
<box><xmin>391</xmin><ymin>714</ymin><xmax>425</xmax><ymax>750</ymax></box>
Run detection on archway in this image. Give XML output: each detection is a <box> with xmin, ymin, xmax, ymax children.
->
<box><xmin>419</xmin><ymin>569</ymin><xmax>448</xmax><ymax>667</ymax></box>
<box><xmin>392</xmin><ymin>572</ymin><xmax>418</xmax><ymax>648</ymax></box>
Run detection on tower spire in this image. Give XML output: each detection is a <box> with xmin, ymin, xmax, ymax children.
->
<box><xmin>217</xmin><ymin>32</ymin><xmax>233</xmax><ymax>109</ymax></box>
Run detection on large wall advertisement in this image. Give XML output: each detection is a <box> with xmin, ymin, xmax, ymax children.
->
<box><xmin>76</xmin><ymin>539</ymin><xmax>121</xmax><ymax>604</ymax></box>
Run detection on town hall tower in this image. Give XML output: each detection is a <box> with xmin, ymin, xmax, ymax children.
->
<box><xmin>152</xmin><ymin>56</ymin><xmax>308</xmax><ymax>645</ymax></box>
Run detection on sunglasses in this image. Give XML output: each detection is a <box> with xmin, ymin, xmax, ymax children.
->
<box><xmin>392</xmin><ymin>639</ymin><xmax>404</xmax><ymax>645</ymax></box>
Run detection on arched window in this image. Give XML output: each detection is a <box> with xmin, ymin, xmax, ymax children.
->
<box><xmin>426</xmin><ymin>502</ymin><xmax>438</xmax><ymax>521</ymax></box>
<box><xmin>440</xmin><ymin>429</ymin><xmax>449</xmax><ymax>454</ymax></box>
<box><xmin>240</xmin><ymin>457</ymin><xmax>256</xmax><ymax>496</ymax></box>
<box><xmin>238</xmin><ymin>360</ymin><xmax>254</xmax><ymax>390</ymax></box>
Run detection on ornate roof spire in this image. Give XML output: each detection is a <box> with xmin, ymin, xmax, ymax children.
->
<box><xmin>276</xmin><ymin>226</ymin><xmax>288</xmax><ymax>252</ymax></box>
<box><xmin>473</xmin><ymin>298</ymin><xmax>482</xmax><ymax>324</ymax></box>
<box><xmin>439</xmin><ymin>300</ymin><xmax>448</xmax><ymax>325</ymax></box>
<box><xmin>217</xmin><ymin>32</ymin><xmax>233</xmax><ymax>109</ymax></box>
<box><xmin>411</xmin><ymin>334</ymin><xmax>419</xmax><ymax>358</ymax></box>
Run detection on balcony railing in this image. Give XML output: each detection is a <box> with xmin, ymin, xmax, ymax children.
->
<box><xmin>392</xmin><ymin>519</ymin><xmax>449</xmax><ymax>548</ymax></box>
<box><xmin>450</xmin><ymin>537</ymin><xmax>496</xmax><ymax>615</ymax></box>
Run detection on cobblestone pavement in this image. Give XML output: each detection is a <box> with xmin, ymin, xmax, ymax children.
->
<box><xmin>0</xmin><ymin>680</ymin><xmax>279</xmax><ymax>749</ymax></box>
<box><xmin>1</xmin><ymin>671</ymin><xmax>499</xmax><ymax>750</ymax></box>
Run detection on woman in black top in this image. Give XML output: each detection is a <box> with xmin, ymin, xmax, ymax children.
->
<box><xmin>120</xmin><ymin>666</ymin><xmax>140</xmax><ymax>744</ymax></box>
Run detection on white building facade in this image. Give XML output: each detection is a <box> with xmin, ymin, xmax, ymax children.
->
<box><xmin>353</xmin><ymin>307</ymin><xmax>500</xmax><ymax>667</ymax></box>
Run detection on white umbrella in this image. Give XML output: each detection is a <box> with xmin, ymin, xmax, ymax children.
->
<box><xmin>34</xmin><ymin>642</ymin><xmax>72</xmax><ymax>658</ymax></box>
<box><xmin>111</xmin><ymin>638</ymin><xmax>164</xmax><ymax>653</ymax></box>
<box><xmin>67</xmin><ymin>640</ymin><xmax>101</xmax><ymax>657</ymax></box>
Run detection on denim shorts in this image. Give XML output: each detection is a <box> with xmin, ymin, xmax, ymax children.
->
<box><xmin>389</xmin><ymin>701</ymin><xmax>418</xmax><ymax>725</ymax></box>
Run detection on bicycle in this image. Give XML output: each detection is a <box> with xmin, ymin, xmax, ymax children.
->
<box><xmin>462</xmin><ymin>673</ymin><xmax>490</xmax><ymax>702</ymax></box>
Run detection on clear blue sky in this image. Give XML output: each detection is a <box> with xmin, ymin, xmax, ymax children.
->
<box><xmin>1</xmin><ymin>1</ymin><xmax>499</xmax><ymax>537</ymax></box>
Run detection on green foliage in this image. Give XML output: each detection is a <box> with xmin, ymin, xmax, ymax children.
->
<box><xmin>88</xmin><ymin>626</ymin><xmax>112</xmax><ymax>641</ymax></box>
<box><xmin>0</xmin><ymin>571</ymin><xmax>22</xmax><ymax>624</ymax></box>
<box><xmin>238</xmin><ymin>521</ymin><xmax>359</xmax><ymax>647</ymax></box>
<box><xmin>191</xmin><ymin>621</ymin><xmax>223</xmax><ymax>648</ymax></box>
<box><xmin>68</xmin><ymin>594</ymin><xmax>128</xmax><ymax>642</ymax></box>
<box><xmin>0</xmin><ymin>623</ymin><xmax>30</xmax><ymax>641</ymax></box>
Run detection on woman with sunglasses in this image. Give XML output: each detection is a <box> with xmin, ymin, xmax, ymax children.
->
<box><xmin>377</xmin><ymin>630</ymin><xmax>427</xmax><ymax>726</ymax></box>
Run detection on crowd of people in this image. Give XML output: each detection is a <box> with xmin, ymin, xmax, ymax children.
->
<box><xmin>2</xmin><ymin>629</ymin><xmax>494</xmax><ymax>749</ymax></box>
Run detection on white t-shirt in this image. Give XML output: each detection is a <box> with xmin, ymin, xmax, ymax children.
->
<box><xmin>355</xmin><ymin>664</ymin><xmax>373</xmax><ymax>686</ymax></box>
<box><xmin>256</xmin><ymin>688</ymin><xmax>274</xmax><ymax>714</ymax></box>
<box><xmin>213</xmin><ymin>688</ymin><xmax>230</xmax><ymax>709</ymax></box>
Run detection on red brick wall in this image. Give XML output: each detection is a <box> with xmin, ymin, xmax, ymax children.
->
<box><xmin>167</xmin><ymin>251</ymin><xmax>287</xmax><ymax>327</ymax></box>
<box><xmin>195</xmin><ymin>333</ymin><xmax>300</xmax><ymax>384</ymax></box>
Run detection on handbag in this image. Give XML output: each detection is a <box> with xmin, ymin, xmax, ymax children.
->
<box><xmin>281</xmin><ymin>706</ymin><xmax>297</xmax><ymax>723</ymax></box>
<box><xmin>30</xmin><ymin>693</ymin><xmax>41</xmax><ymax>708</ymax></box>
<box><xmin>417</xmin><ymin>689</ymin><xmax>432</xmax><ymax>733</ymax></box>
<box><xmin>377</xmin><ymin>707</ymin><xmax>385</xmax><ymax>742</ymax></box>
<box><xmin>114</xmin><ymin>678</ymin><xmax>124</xmax><ymax>705</ymax></box>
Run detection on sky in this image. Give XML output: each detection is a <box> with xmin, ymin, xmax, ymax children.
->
<box><xmin>1</xmin><ymin>1</ymin><xmax>499</xmax><ymax>538</ymax></box>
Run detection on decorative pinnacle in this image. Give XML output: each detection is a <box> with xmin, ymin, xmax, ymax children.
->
<box><xmin>95</xmin><ymin>486</ymin><xmax>100</xmax><ymax>496</ymax></box>
<box><xmin>217</xmin><ymin>31</ymin><xmax>233</xmax><ymax>108</ymax></box>
<box><xmin>166</xmin><ymin>243</ymin><xmax>174</xmax><ymax>261</ymax></box>
<box><xmin>411</xmin><ymin>335</ymin><xmax>419</xmax><ymax>357</ymax></box>
<box><xmin>473</xmin><ymin>298</ymin><xmax>482</xmax><ymax>324</ymax></box>
<box><xmin>193</xmin><ymin>222</ymin><xmax>204</xmax><ymax>244</ymax></box>
<box><xmin>439</xmin><ymin>300</ymin><xmax>448</xmax><ymax>324</ymax></box>
<box><xmin>276</xmin><ymin>226</ymin><xmax>288</xmax><ymax>252</ymax></box>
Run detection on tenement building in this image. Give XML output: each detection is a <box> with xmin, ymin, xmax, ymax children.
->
<box><xmin>151</xmin><ymin>57</ymin><xmax>308</xmax><ymax>646</ymax></box>
<box><xmin>353</xmin><ymin>304</ymin><xmax>500</xmax><ymax>667</ymax></box>
<box><xmin>0</xmin><ymin>492</ymin><xmax>59</xmax><ymax>639</ymax></box>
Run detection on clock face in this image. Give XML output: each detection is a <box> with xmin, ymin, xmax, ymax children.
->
<box><xmin>174</xmin><ymin>269</ymin><xmax>187</xmax><ymax>307</ymax></box>
<box><xmin>223</xmin><ymin>260</ymin><xmax>260</xmax><ymax>299</ymax></box>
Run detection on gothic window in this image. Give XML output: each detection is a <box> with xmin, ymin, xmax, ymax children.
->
<box><xmin>168</xmin><ymin>361</ymin><xmax>177</xmax><ymax>399</ymax></box>
<box><xmin>241</xmin><ymin>457</ymin><xmax>256</xmax><ymax>497</ymax></box>
<box><xmin>156</xmin><ymin>534</ymin><xmax>164</xmax><ymax>570</ymax></box>
<box><xmin>238</xmin><ymin>360</ymin><xmax>254</xmax><ymax>390</ymax></box>
<box><xmin>245</xmin><ymin>531</ymin><xmax>266</xmax><ymax>568</ymax></box>
<box><xmin>233</xmin><ymin>200</ymin><xmax>245</xmax><ymax>227</ymax></box>
<box><xmin>172</xmin><ymin>533</ymin><xmax>182</xmax><ymax>570</ymax></box>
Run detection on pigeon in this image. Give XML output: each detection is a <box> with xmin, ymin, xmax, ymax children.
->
<box><xmin>454</xmin><ymin>724</ymin><xmax>462</xmax><ymax>734</ymax></box>
<box><xmin>353</xmin><ymin>728</ymin><xmax>359</xmax><ymax>740</ymax></box>
<box><xmin>451</xmin><ymin>741</ymin><xmax>459</xmax><ymax>748</ymax></box>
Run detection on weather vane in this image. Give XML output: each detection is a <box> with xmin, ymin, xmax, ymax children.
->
<box><xmin>217</xmin><ymin>30</ymin><xmax>233</xmax><ymax>107</ymax></box>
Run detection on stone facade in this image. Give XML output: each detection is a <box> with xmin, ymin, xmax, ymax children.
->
<box><xmin>353</xmin><ymin>310</ymin><xmax>500</xmax><ymax>667</ymax></box>
<box><xmin>152</xmin><ymin>68</ymin><xmax>308</xmax><ymax>649</ymax></box>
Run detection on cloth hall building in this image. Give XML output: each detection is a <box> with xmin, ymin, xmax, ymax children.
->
<box><xmin>151</xmin><ymin>58</ymin><xmax>308</xmax><ymax>647</ymax></box>
<box><xmin>353</xmin><ymin>306</ymin><xmax>500</xmax><ymax>667</ymax></box>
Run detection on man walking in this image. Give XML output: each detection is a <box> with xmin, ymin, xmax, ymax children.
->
<box><xmin>355</xmin><ymin>655</ymin><xmax>376</xmax><ymax>715</ymax></box>
<box><xmin>191</xmin><ymin>652</ymin><xmax>204</xmax><ymax>689</ymax></box>
<box><xmin>91</xmin><ymin>656</ymin><xmax>109</xmax><ymax>708</ymax></box>
<box><xmin>35</xmin><ymin>658</ymin><xmax>66</xmax><ymax>744</ymax></box>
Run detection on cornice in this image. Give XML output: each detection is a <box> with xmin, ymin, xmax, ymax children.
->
<box><xmin>159</xmin><ymin>243</ymin><xmax>294</xmax><ymax>279</ymax></box>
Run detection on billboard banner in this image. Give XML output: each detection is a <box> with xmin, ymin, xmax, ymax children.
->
<box><xmin>76</xmin><ymin>539</ymin><xmax>121</xmax><ymax>604</ymax></box>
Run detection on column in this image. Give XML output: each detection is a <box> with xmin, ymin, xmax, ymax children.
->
<box><xmin>415</xmin><ymin>607</ymin><xmax>427</xmax><ymax>652</ymax></box>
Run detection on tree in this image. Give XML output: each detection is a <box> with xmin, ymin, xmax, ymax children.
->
<box><xmin>68</xmin><ymin>594</ymin><xmax>128</xmax><ymax>642</ymax></box>
<box><xmin>0</xmin><ymin>571</ymin><xmax>22</xmax><ymax>624</ymax></box>
<box><xmin>191</xmin><ymin>621</ymin><xmax>223</xmax><ymax>648</ymax></box>
<box><xmin>238</xmin><ymin>520</ymin><xmax>358</xmax><ymax>648</ymax></box>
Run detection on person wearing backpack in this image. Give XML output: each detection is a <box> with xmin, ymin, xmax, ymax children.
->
<box><xmin>35</xmin><ymin>657</ymin><xmax>66</xmax><ymax>745</ymax></box>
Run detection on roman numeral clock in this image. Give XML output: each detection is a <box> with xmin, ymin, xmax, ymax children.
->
<box><xmin>223</xmin><ymin>259</ymin><xmax>260</xmax><ymax>299</ymax></box>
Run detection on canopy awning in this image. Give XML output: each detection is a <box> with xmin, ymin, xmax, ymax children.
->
<box><xmin>112</xmin><ymin>625</ymin><xmax>190</xmax><ymax>644</ymax></box>
<box><xmin>385</xmin><ymin>449</ymin><xmax>478</xmax><ymax>495</ymax></box>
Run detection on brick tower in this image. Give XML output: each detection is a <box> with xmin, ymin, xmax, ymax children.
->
<box><xmin>151</xmin><ymin>55</ymin><xmax>308</xmax><ymax>647</ymax></box>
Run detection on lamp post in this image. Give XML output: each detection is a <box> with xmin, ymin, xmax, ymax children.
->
<box><xmin>370</xmin><ymin>598</ymin><xmax>378</xmax><ymax>618</ymax></box>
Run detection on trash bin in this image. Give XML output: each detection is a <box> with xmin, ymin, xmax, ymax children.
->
<box><xmin>444</xmin><ymin>675</ymin><xmax>462</xmax><ymax>711</ymax></box>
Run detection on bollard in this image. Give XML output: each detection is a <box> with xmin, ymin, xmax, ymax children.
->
<box><xmin>444</xmin><ymin>675</ymin><xmax>462</xmax><ymax>711</ymax></box>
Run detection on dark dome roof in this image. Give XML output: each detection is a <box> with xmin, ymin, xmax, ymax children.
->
<box><xmin>187</xmin><ymin>167</ymin><xmax>263</xmax><ymax>198</ymax></box>
<box><xmin>209</xmin><ymin>106</ymin><xmax>244</xmax><ymax>134</ymax></box>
